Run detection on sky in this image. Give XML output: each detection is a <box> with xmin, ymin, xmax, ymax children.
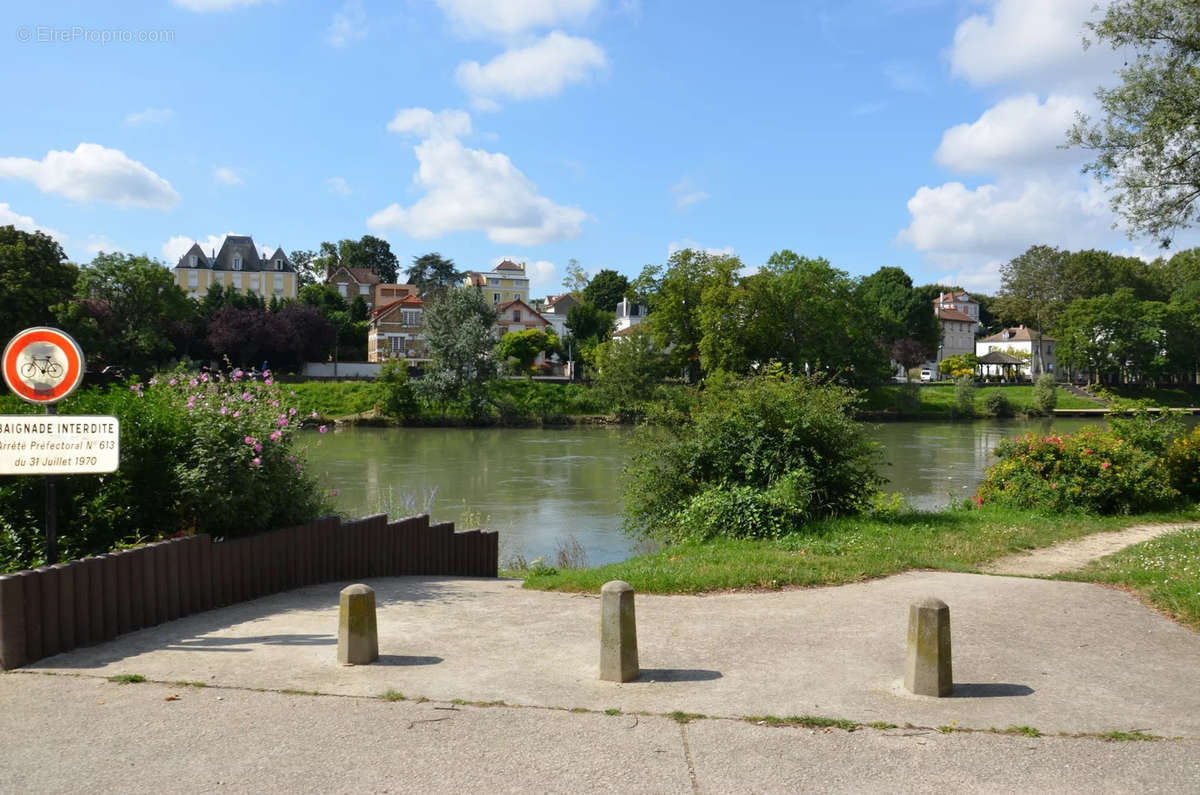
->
<box><xmin>2</xmin><ymin>0</ymin><xmax>1193</xmax><ymax>297</ymax></box>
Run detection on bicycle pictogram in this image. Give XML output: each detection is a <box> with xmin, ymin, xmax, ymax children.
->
<box><xmin>20</xmin><ymin>355</ymin><xmax>64</xmax><ymax>380</ymax></box>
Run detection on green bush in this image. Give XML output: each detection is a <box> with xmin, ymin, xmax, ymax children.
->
<box><xmin>0</xmin><ymin>369</ymin><xmax>331</xmax><ymax>571</ymax></box>
<box><xmin>975</xmin><ymin>424</ymin><xmax>1178</xmax><ymax>515</ymax></box>
<box><xmin>376</xmin><ymin>359</ymin><xmax>419</xmax><ymax>420</ymax></box>
<box><xmin>624</xmin><ymin>370</ymin><xmax>881</xmax><ymax>542</ymax></box>
<box><xmin>1166</xmin><ymin>425</ymin><xmax>1200</xmax><ymax>501</ymax></box>
<box><xmin>954</xmin><ymin>376</ymin><xmax>976</xmax><ymax>417</ymax></box>
<box><xmin>1032</xmin><ymin>373</ymin><xmax>1057</xmax><ymax>414</ymax></box>
<box><xmin>982</xmin><ymin>391</ymin><xmax>1012</xmax><ymax>418</ymax></box>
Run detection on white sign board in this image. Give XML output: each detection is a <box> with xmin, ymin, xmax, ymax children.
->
<box><xmin>0</xmin><ymin>415</ymin><xmax>120</xmax><ymax>475</ymax></box>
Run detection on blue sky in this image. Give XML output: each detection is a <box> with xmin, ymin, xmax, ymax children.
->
<box><xmin>1</xmin><ymin>0</ymin><xmax>1187</xmax><ymax>296</ymax></box>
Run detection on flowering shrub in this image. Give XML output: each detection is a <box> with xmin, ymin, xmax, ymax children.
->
<box><xmin>0</xmin><ymin>368</ymin><xmax>330</xmax><ymax>571</ymax></box>
<box><xmin>975</xmin><ymin>426</ymin><xmax>1178</xmax><ymax>515</ymax></box>
<box><xmin>1165</xmin><ymin>425</ymin><xmax>1200</xmax><ymax>501</ymax></box>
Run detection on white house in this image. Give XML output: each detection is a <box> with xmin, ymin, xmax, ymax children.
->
<box><xmin>976</xmin><ymin>326</ymin><xmax>1056</xmax><ymax>379</ymax></box>
<box><xmin>615</xmin><ymin>297</ymin><xmax>649</xmax><ymax>333</ymax></box>
<box><xmin>932</xmin><ymin>291</ymin><xmax>980</xmax><ymax>366</ymax></box>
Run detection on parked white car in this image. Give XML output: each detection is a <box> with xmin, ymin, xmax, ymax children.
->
<box><xmin>920</xmin><ymin>369</ymin><xmax>934</xmax><ymax>382</ymax></box>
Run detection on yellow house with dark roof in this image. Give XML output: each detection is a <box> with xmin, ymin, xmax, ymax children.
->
<box><xmin>463</xmin><ymin>260</ymin><xmax>529</xmax><ymax>306</ymax></box>
<box><xmin>173</xmin><ymin>235</ymin><xmax>297</xmax><ymax>300</ymax></box>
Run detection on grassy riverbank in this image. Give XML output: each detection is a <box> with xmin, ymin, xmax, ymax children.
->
<box><xmin>517</xmin><ymin>505</ymin><xmax>1200</xmax><ymax>602</ymax></box>
<box><xmin>860</xmin><ymin>383</ymin><xmax>1099</xmax><ymax>417</ymax></box>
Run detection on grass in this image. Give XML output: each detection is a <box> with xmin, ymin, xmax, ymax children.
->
<box><xmin>1099</xmin><ymin>385</ymin><xmax>1200</xmax><ymax>408</ymax></box>
<box><xmin>668</xmin><ymin>710</ymin><xmax>707</xmax><ymax>724</ymax></box>
<box><xmin>521</xmin><ymin>506</ymin><xmax>1200</xmax><ymax>595</ymax></box>
<box><xmin>862</xmin><ymin>384</ymin><xmax>1099</xmax><ymax>417</ymax></box>
<box><xmin>107</xmin><ymin>674</ymin><xmax>145</xmax><ymax>684</ymax></box>
<box><xmin>286</xmin><ymin>381</ymin><xmax>380</xmax><ymax>419</ymax></box>
<box><xmin>747</xmin><ymin>715</ymin><xmax>860</xmax><ymax>731</ymax></box>
<box><xmin>380</xmin><ymin>689</ymin><xmax>406</xmax><ymax>702</ymax></box>
<box><xmin>1095</xmin><ymin>730</ymin><xmax>1159</xmax><ymax>741</ymax></box>
<box><xmin>1056</xmin><ymin>528</ymin><xmax>1200</xmax><ymax>630</ymax></box>
<box><xmin>172</xmin><ymin>680</ymin><xmax>207</xmax><ymax>688</ymax></box>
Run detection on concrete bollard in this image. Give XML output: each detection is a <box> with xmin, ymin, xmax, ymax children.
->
<box><xmin>599</xmin><ymin>580</ymin><xmax>639</xmax><ymax>682</ymax></box>
<box><xmin>905</xmin><ymin>597</ymin><xmax>953</xmax><ymax>696</ymax></box>
<box><xmin>337</xmin><ymin>584</ymin><xmax>379</xmax><ymax>665</ymax></box>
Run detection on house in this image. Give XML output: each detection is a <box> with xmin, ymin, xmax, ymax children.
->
<box><xmin>464</xmin><ymin>260</ymin><xmax>530</xmax><ymax>306</ymax></box>
<box><xmin>615</xmin><ymin>297</ymin><xmax>649</xmax><ymax>333</ymax></box>
<box><xmin>539</xmin><ymin>293</ymin><xmax>578</xmax><ymax>339</ymax></box>
<box><xmin>367</xmin><ymin>294</ymin><xmax>428</xmax><ymax>363</ymax></box>
<box><xmin>494</xmin><ymin>298</ymin><xmax>551</xmax><ymax>338</ymax></box>
<box><xmin>977</xmin><ymin>325</ymin><xmax>1056</xmax><ymax>379</ymax></box>
<box><xmin>932</xmin><ymin>291</ymin><xmax>981</xmax><ymax>368</ymax></box>
<box><xmin>173</xmin><ymin>235</ymin><xmax>297</xmax><ymax>300</ymax></box>
<box><xmin>326</xmin><ymin>266</ymin><xmax>381</xmax><ymax>310</ymax></box>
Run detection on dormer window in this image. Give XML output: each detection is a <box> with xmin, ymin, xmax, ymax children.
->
<box><xmin>274</xmin><ymin>259</ymin><xmax>282</xmax><ymax>271</ymax></box>
<box><xmin>189</xmin><ymin>254</ymin><xmax>197</xmax><ymax>268</ymax></box>
<box><xmin>233</xmin><ymin>255</ymin><xmax>242</xmax><ymax>271</ymax></box>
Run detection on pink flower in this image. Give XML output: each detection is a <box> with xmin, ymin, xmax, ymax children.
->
<box><xmin>168</xmin><ymin>378</ymin><xmax>177</xmax><ymax>386</ymax></box>
<box><xmin>233</xmin><ymin>410</ymin><xmax>241</xmax><ymax>418</ymax></box>
<box><xmin>264</xmin><ymin>378</ymin><xmax>273</xmax><ymax>385</ymax></box>
<box><xmin>1101</xmin><ymin>462</ymin><xmax>1110</xmax><ymax>470</ymax></box>
<box><xmin>253</xmin><ymin>443</ymin><xmax>262</xmax><ymax>453</ymax></box>
<box><xmin>148</xmin><ymin>377</ymin><xmax>158</xmax><ymax>386</ymax></box>
<box><xmin>1051</xmin><ymin>482</ymin><xmax>1057</xmax><ymax>489</ymax></box>
<box><xmin>289</xmin><ymin>407</ymin><xmax>297</xmax><ymax>416</ymax></box>
<box><xmin>244</xmin><ymin>436</ymin><xmax>255</xmax><ymax>445</ymax></box>
<box><xmin>220</xmin><ymin>406</ymin><xmax>228</xmax><ymax>415</ymax></box>
<box><xmin>270</xmin><ymin>431</ymin><xmax>282</xmax><ymax>442</ymax></box>
<box><xmin>319</xmin><ymin>425</ymin><xmax>328</xmax><ymax>434</ymax></box>
<box><xmin>277</xmin><ymin>417</ymin><xmax>287</xmax><ymax>427</ymax></box>
<box><xmin>234</xmin><ymin>369</ymin><xmax>243</xmax><ymax>379</ymax></box>
<box><xmin>242</xmin><ymin>392</ymin><xmax>253</xmax><ymax>401</ymax></box>
<box><xmin>311</xmin><ymin>411</ymin><xmax>319</xmax><ymax>419</ymax></box>
<box><xmin>251</xmin><ymin>457</ymin><xmax>261</xmax><ymax>467</ymax></box>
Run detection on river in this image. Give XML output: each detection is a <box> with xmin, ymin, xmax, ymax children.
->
<box><xmin>305</xmin><ymin>417</ymin><xmax>1192</xmax><ymax>566</ymax></box>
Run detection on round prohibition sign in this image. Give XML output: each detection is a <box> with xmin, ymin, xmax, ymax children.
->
<box><xmin>2</xmin><ymin>327</ymin><xmax>86</xmax><ymax>404</ymax></box>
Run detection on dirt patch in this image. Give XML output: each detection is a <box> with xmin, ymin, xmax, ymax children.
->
<box><xmin>980</xmin><ymin>522</ymin><xmax>1200</xmax><ymax>577</ymax></box>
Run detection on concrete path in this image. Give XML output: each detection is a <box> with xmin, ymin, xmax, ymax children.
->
<box><xmin>4</xmin><ymin>571</ymin><xmax>1200</xmax><ymax>792</ymax></box>
<box><xmin>981</xmin><ymin>522</ymin><xmax>1200</xmax><ymax>576</ymax></box>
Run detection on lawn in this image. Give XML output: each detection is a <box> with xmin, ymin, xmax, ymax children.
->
<box><xmin>517</xmin><ymin>506</ymin><xmax>1200</xmax><ymax>595</ymax></box>
<box><xmin>861</xmin><ymin>383</ymin><xmax>1100</xmax><ymax>416</ymax></box>
<box><xmin>1099</xmin><ymin>385</ymin><xmax>1200</xmax><ymax>408</ymax></box>
<box><xmin>286</xmin><ymin>380</ymin><xmax>380</xmax><ymax>418</ymax></box>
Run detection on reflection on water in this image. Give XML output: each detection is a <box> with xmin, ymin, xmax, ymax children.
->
<box><xmin>307</xmin><ymin>416</ymin><xmax>1195</xmax><ymax>565</ymax></box>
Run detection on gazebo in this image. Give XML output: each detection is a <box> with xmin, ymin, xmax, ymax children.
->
<box><xmin>976</xmin><ymin>350</ymin><xmax>1024</xmax><ymax>381</ymax></box>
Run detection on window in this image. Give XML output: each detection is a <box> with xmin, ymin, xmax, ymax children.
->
<box><xmin>489</xmin><ymin>279</ymin><xmax>500</xmax><ymax>286</ymax></box>
<box><xmin>249</xmin><ymin>274</ymin><xmax>260</xmax><ymax>292</ymax></box>
<box><xmin>512</xmin><ymin>292</ymin><xmax>520</xmax><ymax>300</ymax></box>
<box><xmin>493</xmin><ymin>293</ymin><xmax>500</xmax><ymax>303</ymax></box>
<box><xmin>187</xmin><ymin>270</ymin><xmax>198</xmax><ymax>288</ymax></box>
<box><xmin>233</xmin><ymin>255</ymin><xmax>242</xmax><ymax>271</ymax></box>
<box><xmin>338</xmin><ymin>284</ymin><xmax>348</xmax><ymax>297</ymax></box>
<box><xmin>390</xmin><ymin>336</ymin><xmax>403</xmax><ymax>354</ymax></box>
<box><xmin>631</xmin><ymin>304</ymin><xmax>640</xmax><ymax>317</ymax></box>
<box><xmin>512</xmin><ymin>310</ymin><xmax>521</xmax><ymax>322</ymax></box>
<box><xmin>274</xmin><ymin>274</ymin><xmax>284</xmax><ymax>292</ymax></box>
<box><xmin>189</xmin><ymin>254</ymin><xmax>197</xmax><ymax>268</ymax></box>
<box><xmin>402</xmin><ymin>309</ymin><xmax>420</xmax><ymax>326</ymax></box>
<box><xmin>360</xmin><ymin>284</ymin><xmax>370</xmax><ymax>295</ymax></box>
<box><xmin>274</xmin><ymin>259</ymin><xmax>282</xmax><ymax>271</ymax></box>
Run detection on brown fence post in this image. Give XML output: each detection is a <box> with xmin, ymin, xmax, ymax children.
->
<box><xmin>38</xmin><ymin>567</ymin><xmax>61</xmax><ymax>658</ymax></box>
<box><xmin>178</xmin><ymin>538</ymin><xmax>196</xmax><ymax>616</ymax></box>
<box><xmin>164</xmin><ymin>542</ymin><xmax>181</xmax><ymax>621</ymax></box>
<box><xmin>0</xmin><ymin>573</ymin><xmax>28</xmax><ymax>670</ymax></box>
<box><xmin>55</xmin><ymin>563</ymin><xmax>77</xmax><ymax>652</ymax></box>
<box><xmin>142</xmin><ymin>545</ymin><xmax>160</xmax><ymax>628</ymax></box>
<box><xmin>126</xmin><ymin>548</ymin><xmax>145</xmax><ymax>632</ymax></box>
<box><xmin>196</xmin><ymin>535</ymin><xmax>214</xmax><ymax>612</ymax></box>
<box><xmin>23</xmin><ymin>571</ymin><xmax>43</xmax><ymax>664</ymax></box>
<box><xmin>114</xmin><ymin>552</ymin><xmax>133</xmax><ymax>636</ymax></box>
<box><xmin>72</xmin><ymin>558</ymin><xmax>92</xmax><ymax>646</ymax></box>
<box><xmin>99</xmin><ymin>554</ymin><xmax>118</xmax><ymax>642</ymax></box>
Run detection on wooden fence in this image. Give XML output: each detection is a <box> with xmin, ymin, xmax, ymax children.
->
<box><xmin>0</xmin><ymin>514</ymin><xmax>496</xmax><ymax>670</ymax></box>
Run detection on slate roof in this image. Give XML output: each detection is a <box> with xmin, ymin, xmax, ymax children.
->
<box><xmin>174</xmin><ymin>235</ymin><xmax>294</xmax><ymax>272</ymax></box>
<box><xmin>980</xmin><ymin>326</ymin><xmax>1055</xmax><ymax>343</ymax></box>
<box><xmin>977</xmin><ymin>350</ymin><xmax>1025</xmax><ymax>365</ymax></box>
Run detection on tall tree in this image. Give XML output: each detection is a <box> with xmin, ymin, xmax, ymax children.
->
<box><xmin>856</xmin><ymin>266</ymin><xmax>940</xmax><ymax>360</ymax></box>
<box><xmin>56</xmin><ymin>254</ymin><xmax>194</xmax><ymax>371</ymax></box>
<box><xmin>647</xmin><ymin>248</ymin><xmax>730</xmax><ymax>382</ymax></box>
<box><xmin>582</xmin><ymin>269</ymin><xmax>630</xmax><ymax>313</ymax></box>
<box><xmin>992</xmin><ymin>245</ymin><xmax>1070</xmax><ymax>375</ymax></box>
<box><xmin>418</xmin><ymin>286</ymin><xmax>499</xmax><ymax>418</ymax></box>
<box><xmin>338</xmin><ymin>235</ymin><xmax>399</xmax><ymax>283</ymax></box>
<box><xmin>1067</xmin><ymin>0</ymin><xmax>1200</xmax><ymax>245</ymax></box>
<box><xmin>405</xmin><ymin>252</ymin><xmax>462</xmax><ymax>295</ymax></box>
<box><xmin>289</xmin><ymin>249</ymin><xmax>321</xmax><ymax>288</ymax></box>
<box><xmin>561</xmin><ymin>258</ymin><xmax>590</xmax><ymax>295</ymax></box>
<box><xmin>0</xmin><ymin>226</ymin><xmax>77</xmax><ymax>336</ymax></box>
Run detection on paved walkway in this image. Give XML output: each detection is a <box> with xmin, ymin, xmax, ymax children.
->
<box><xmin>3</xmin><ymin>571</ymin><xmax>1200</xmax><ymax>792</ymax></box>
<box><xmin>981</xmin><ymin>522</ymin><xmax>1200</xmax><ymax>576</ymax></box>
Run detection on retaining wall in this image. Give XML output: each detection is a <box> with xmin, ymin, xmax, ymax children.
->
<box><xmin>0</xmin><ymin>514</ymin><xmax>497</xmax><ymax>670</ymax></box>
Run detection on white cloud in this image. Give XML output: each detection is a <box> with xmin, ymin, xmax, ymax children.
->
<box><xmin>435</xmin><ymin>0</ymin><xmax>600</xmax><ymax>37</ymax></box>
<box><xmin>124</xmin><ymin>108</ymin><xmax>174</xmax><ymax>126</ymax></box>
<box><xmin>0</xmin><ymin>203</ymin><xmax>62</xmax><ymax>242</ymax></box>
<box><xmin>214</xmin><ymin>166</ymin><xmax>242</xmax><ymax>186</ymax></box>
<box><xmin>387</xmin><ymin>108</ymin><xmax>472</xmax><ymax>138</ymax></box>
<box><xmin>172</xmin><ymin>0</ymin><xmax>265</xmax><ymax>11</ymax></box>
<box><xmin>457</xmin><ymin>32</ymin><xmax>606</xmax><ymax>102</ymax></box>
<box><xmin>897</xmin><ymin>177</ymin><xmax>1112</xmax><ymax>266</ymax></box>
<box><xmin>84</xmin><ymin>234</ymin><xmax>119</xmax><ymax>256</ymax></box>
<box><xmin>0</xmin><ymin>143</ymin><xmax>179</xmax><ymax>209</ymax></box>
<box><xmin>162</xmin><ymin>232</ymin><xmax>240</xmax><ymax>265</ymax></box>
<box><xmin>932</xmin><ymin>260</ymin><xmax>1006</xmax><ymax>295</ymax></box>
<box><xmin>326</xmin><ymin>176</ymin><xmax>352</xmax><ymax>196</ymax></box>
<box><xmin>949</xmin><ymin>0</ymin><xmax>1119</xmax><ymax>89</ymax></box>
<box><xmin>327</xmin><ymin>0</ymin><xmax>367</xmax><ymax>48</ymax></box>
<box><xmin>370</xmin><ymin>108</ymin><xmax>586</xmax><ymax>245</ymax></box>
<box><xmin>935</xmin><ymin>93</ymin><xmax>1089</xmax><ymax>175</ymax></box>
<box><xmin>670</xmin><ymin>178</ymin><xmax>709</xmax><ymax>210</ymax></box>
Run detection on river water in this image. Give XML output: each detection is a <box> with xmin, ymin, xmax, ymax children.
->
<box><xmin>305</xmin><ymin>417</ymin><xmax>1191</xmax><ymax>566</ymax></box>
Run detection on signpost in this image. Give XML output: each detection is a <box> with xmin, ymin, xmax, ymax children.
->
<box><xmin>1</xmin><ymin>327</ymin><xmax>118</xmax><ymax>564</ymax></box>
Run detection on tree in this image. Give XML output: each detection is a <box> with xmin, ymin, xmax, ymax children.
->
<box><xmin>1068</xmin><ymin>0</ymin><xmax>1200</xmax><ymax>245</ymax></box>
<box><xmin>338</xmin><ymin>235</ymin><xmax>399</xmax><ymax>284</ymax></box>
<box><xmin>561</xmin><ymin>258</ymin><xmax>590</xmax><ymax>295</ymax></box>
<box><xmin>647</xmin><ymin>248</ymin><xmax>729</xmax><ymax>382</ymax></box>
<box><xmin>298</xmin><ymin>283</ymin><xmax>349</xmax><ymax>315</ymax></box>
<box><xmin>289</xmin><ymin>249</ymin><xmax>321</xmax><ymax>288</ymax></box>
<box><xmin>593</xmin><ymin>326</ymin><xmax>665</xmax><ymax>411</ymax></box>
<box><xmin>418</xmin><ymin>286</ymin><xmax>499</xmax><ymax>418</ymax></box>
<box><xmin>856</xmin><ymin>266</ymin><xmax>939</xmax><ymax>361</ymax></box>
<box><xmin>0</xmin><ymin>227</ymin><xmax>77</xmax><ymax>336</ymax></box>
<box><xmin>992</xmin><ymin>245</ymin><xmax>1071</xmax><ymax>376</ymax></box>
<box><xmin>938</xmin><ymin>353</ymin><xmax>977</xmax><ymax>378</ymax></box>
<box><xmin>56</xmin><ymin>253</ymin><xmax>194</xmax><ymax>371</ymax></box>
<box><xmin>582</xmin><ymin>269</ymin><xmax>630</xmax><ymax>313</ymax></box>
<box><xmin>565</xmin><ymin>302</ymin><xmax>615</xmax><ymax>373</ymax></box>
<box><xmin>496</xmin><ymin>329</ymin><xmax>550</xmax><ymax>373</ymax></box>
<box><xmin>405</xmin><ymin>252</ymin><xmax>462</xmax><ymax>296</ymax></box>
